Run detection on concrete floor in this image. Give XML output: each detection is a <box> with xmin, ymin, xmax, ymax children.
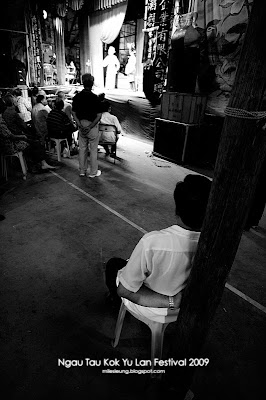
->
<box><xmin>0</xmin><ymin>135</ymin><xmax>265</xmax><ymax>400</ymax></box>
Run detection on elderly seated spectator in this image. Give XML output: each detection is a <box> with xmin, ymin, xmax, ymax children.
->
<box><xmin>2</xmin><ymin>94</ymin><xmax>31</xmax><ymax>136</ymax></box>
<box><xmin>100</xmin><ymin>100</ymin><xmax>122</xmax><ymax>156</ymax></box>
<box><xmin>47</xmin><ymin>99</ymin><xmax>75</xmax><ymax>154</ymax></box>
<box><xmin>31</xmin><ymin>94</ymin><xmax>50</xmax><ymax>145</ymax></box>
<box><xmin>0</xmin><ymin>101</ymin><xmax>55</xmax><ymax>171</ymax></box>
<box><xmin>30</xmin><ymin>86</ymin><xmax>39</xmax><ymax>107</ymax></box>
<box><xmin>12</xmin><ymin>88</ymin><xmax>32</xmax><ymax>125</ymax></box>
<box><xmin>56</xmin><ymin>91</ymin><xmax>75</xmax><ymax>123</ymax></box>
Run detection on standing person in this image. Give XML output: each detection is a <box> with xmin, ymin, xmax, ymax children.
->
<box><xmin>100</xmin><ymin>100</ymin><xmax>122</xmax><ymax>157</ymax></box>
<box><xmin>103</xmin><ymin>46</ymin><xmax>120</xmax><ymax>90</ymax></box>
<box><xmin>105</xmin><ymin>174</ymin><xmax>212</xmax><ymax>313</ymax></box>
<box><xmin>72</xmin><ymin>73</ymin><xmax>102</xmax><ymax>178</ymax></box>
<box><xmin>31</xmin><ymin>94</ymin><xmax>50</xmax><ymax>145</ymax></box>
<box><xmin>125</xmin><ymin>48</ymin><xmax>136</xmax><ymax>91</ymax></box>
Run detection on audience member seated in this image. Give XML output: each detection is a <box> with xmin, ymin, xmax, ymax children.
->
<box><xmin>0</xmin><ymin>101</ymin><xmax>55</xmax><ymax>171</ymax></box>
<box><xmin>30</xmin><ymin>86</ymin><xmax>39</xmax><ymax>107</ymax></box>
<box><xmin>2</xmin><ymin>94</ymin><xmax>30</xmax><ymax>137</ymax></box>
<box><xmin>56</xmin><ymin>91</ymin><xmax>75</xmax><ymax>124</ymax></box>
<box><xmin>105</xmin><ymin>175</ymin><xmax>212</xmax><ymax>314</ymax></box>
<box><xmin>31</xmin><ymin>94</ymin><xmax>50</xmax><ymax>146</ymax></box>
<box><xmin>12</xmin><ymin>88</ymin><xmax>32</xmax><ymax>126</ymax></box>
<box><xmin>100</xmin><ymin>100</ymin><xmax>122</xmax><ymax>157</ymax></box>
<box><xmin>47</xmin><ymin>98</ymin><xmax>75</xmax><ymax>154</ymax></box>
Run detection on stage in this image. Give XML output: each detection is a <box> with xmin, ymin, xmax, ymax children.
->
<box><xmin>99</xmin><ymin>88</ymin><xmax>161</xmax><ymax>141</ymax></box>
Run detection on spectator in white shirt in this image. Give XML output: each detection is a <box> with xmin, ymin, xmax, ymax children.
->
<box><xmin>13</xmin><ymin>88</ymin><xmax>32</xmax><ymax>124</ymax></box>
<box><xmin>105</xmin><ymin>174</ymin><xmax>212</xmax><ymax>317</ymax></box>
<box><xmin>100</xmin><ymin>100</ymin><xmax>122</xmax><ymax>156</ymax></box>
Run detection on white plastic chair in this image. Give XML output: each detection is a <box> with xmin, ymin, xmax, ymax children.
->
<box><xmin>1</xmin><ymin>151</ymin><xmax>27</xmax><ymax>180</ymax></box>
<box><xmin>50</xmin><ymin>138</ymin><xmax>70</xmax><ymax>162</ymax></box>
<box><xmin>112</xmin><ymin>298</ymin><xmax>179</xmax><ymax>373</ymax></box>
<box><xmin>99</xmin><ymin>124</ymin><xmax>117</xmax><ymax>164</ymax></box>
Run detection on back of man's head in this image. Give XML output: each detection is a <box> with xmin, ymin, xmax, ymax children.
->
<box><xmin>54</xmin><ymin>98</ymin><xmax>64</xmax><ymax>111</ymax></box>
<box><xmin>101</xmin><ymin>100</ymin><xmax>111</xmax><ymax>113</ymax></box>
<box><xmin>13</xmin><ymin>88</ymin><xmax>22</xmax><ymax>97</ymax></box>
<box><xmin>82</xmin><ymin>73</ymin><xmax>94</xmax><ymax>89</ymax></box>
<box><xmin>174</xmin><ymin>174</ymin><xmax>212</xmax><ymax>231</ymax></box>
<box><xmin>36</xmin><ymin>94</ymin><xmax>45</xmax><ymax>104</ymax></box>
<box><xmin>57</xmin><ymin>91</ymin><xmax>65</xmax><ymax>100</ymax></box>
<box><xmin>3</xmin><ymin>95</ymin><xmax>14</xmax><ymax>107</ymax></box>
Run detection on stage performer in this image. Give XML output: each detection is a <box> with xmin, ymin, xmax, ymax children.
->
<box><xmin>125</xmin><ymin>48</ymin><xmax>136</xmax><ymax>91</ymax></box>
<box><xmin>103</xmin><ymin>46</ymin><xmax>120</xmax><ymax>90</ymax></box>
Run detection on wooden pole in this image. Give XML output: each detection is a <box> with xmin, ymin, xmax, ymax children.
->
<box><xmin>164</xmin><ymin>0</ymin><xmax>266</xmax><ymax>397</ymax></box>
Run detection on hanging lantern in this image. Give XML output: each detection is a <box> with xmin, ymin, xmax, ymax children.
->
<box><xmin>68</xmin><ymin>0</ymin><xmax>84</xmax><ymax>11</ymax></box>
<box><xmin>56</xmin><ymin>1</ymin><xmax>69</xmax><ymax>17</ymax></box>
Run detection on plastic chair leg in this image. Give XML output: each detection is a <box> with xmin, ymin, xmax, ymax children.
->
<box><xmin>150</xmin><ymin>322</ymin><xmax>169</xmax><ymax>378</ymax></box>
<box><xmin>112</xmin><ymin>302</ymin><xmax>127</xmax><ymax>348</ymax></box>
<box><xmin>17</xmin><ymin>152</ymin><xmax>27</xmax><ymax>180</ymax></box>
<box><xmin>1</xmin><ymin>155</ymin><xmax>8</xmax><ymax>181</ymax></box>
<box><xmin>55</xmin><ymin>140</ymin><xmax>62</xmax><ymax>162</ymax></box>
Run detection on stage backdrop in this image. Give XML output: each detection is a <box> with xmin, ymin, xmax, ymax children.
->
<box><xmin>196</xmin><ymin>0</ymin><xmax>253</xmax><ymax>116</ymax></box>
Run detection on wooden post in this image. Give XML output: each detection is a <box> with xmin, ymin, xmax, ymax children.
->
<box><xmin>164</xmin><ymin>0</ymin><xmax>266</xmax><ymax>397</ymax></box>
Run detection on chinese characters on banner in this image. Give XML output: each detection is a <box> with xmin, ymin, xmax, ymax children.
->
<box><xmin>143</xmin><ymin>0</ymin><xmax>173</xmax><ymax>101</ymax></box>
<box><xmin>31</xmin><ymin>16</ymin><xmax>44</xmax><ymax>85</ymax></box>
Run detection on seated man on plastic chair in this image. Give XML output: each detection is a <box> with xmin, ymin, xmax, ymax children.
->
<box><xmin>99</xmin><ymin>100</ymin><xmax>121</xmax><ymax>157</ymax></box>
<box><xmin>105</xmin><ymin>174</ymin><xmax>211</xmax><ymax>319</ymax></box>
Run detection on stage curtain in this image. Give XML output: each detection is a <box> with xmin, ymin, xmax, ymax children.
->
<box><xmin>89</xmin><ymin>1</ymin><xmax>128</xmax><ymax>88</ymax></box>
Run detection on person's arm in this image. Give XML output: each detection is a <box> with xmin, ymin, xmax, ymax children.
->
<box><xmin>72</xmin><ymin>111</ymin><xmax>81</xmax><ymax>128</ymax></box>
<box><xmin>85</xmin><ymin>113</ymin><xmax>102</xmax><ymax>131</ymax></box>
<box><xmin>15</xmin><ymin>112</ymin><xmax>29</xmax><ymax>134</ymax></box>
<box><xmin>117</xmin><ymin>282</ymin><xmax>182</xmax><ymax>309</ymax></box>
<box><xmin>116</xmin><ymin>235</ymin><xmax>182</xmax><ymax>309</ymax></box>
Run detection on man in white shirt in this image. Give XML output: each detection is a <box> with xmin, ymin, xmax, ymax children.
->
<box><xmin>31</xmin><ymin>94</ymin><xmax>50</xmax><ymax>145</ymax></box>
<box><xmin>56</xmin><ymin>90</ymin><xmax>74</xmax><ymax>123</ymax></box>
<box><xmin>100</xmin><ymin>100</ymin><xmax>122</xmax><ymax>156</ymax></box>
<box><xmin>13</xmin><ymin>88</ymin><xmax>32</xmax><ymax>124</ymax></box>
<box><xmin>105</xmin><ymin>174</ymin><xmax>212</xmax><ymax>319</ymax></box>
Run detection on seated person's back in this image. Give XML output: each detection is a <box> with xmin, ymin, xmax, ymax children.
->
<box><xmin>106</xmin><ymin>174</ymin><xmax>212</xmax><ymax>319</ymax></box>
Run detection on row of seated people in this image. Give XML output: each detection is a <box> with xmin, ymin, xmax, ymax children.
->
<box><xmin>0</xmin><ymin>88</ymin><xmax>79</xmax><ymax>172</ymax></box>
<box><xmin>0</xmin><ymin>93</ymin><xmax>55</xmax><ymax>172</ymax></box>
<box><xmin>0</xmin><ymin>87</ymin><xmax>122</xmax><ymax>176</ymax></box>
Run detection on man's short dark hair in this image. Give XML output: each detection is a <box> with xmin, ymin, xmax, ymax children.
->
<box><xmin>31</xmin><ymin>86</ymin><xmax>39</xmax><ymax>96</ymax></box>
<box><xmin>82</xmin><ymin>73</ymin><xmax>94</xmax><ymax>89</ymax></box>
<box><xmin>174</xmin><ymin>174</ymin><xmax>212</xmax><ymax>230</ymax></box>
<box><xmin>36</xmin><ymin>94</ymin><xmax>45</xmax><ymax>103</ymax></box>
<box><xmin>98</xmin><ymin>93</ymin><xmax>105</xmax><ymax>102</ymax></box>
<box><xmin>13</xmin><ymin>88</ymin><xmax>22</xmax><ymax>97</ymax></box>
<box><xmin>101</xmin><ymin>100</ymin><xmax>111</xmax><ymax>112</ymax></box>
<box><xmin>57</xmin><ymin>91</ymin><xmax>64</xmax><ymax>99</ymax></box>
<box><xmin>3</xmin><ymin>95</ymin><xmax>14</xmax><ymax>107</ymax></box>
<box><xmin>55</xmin><ymin>98</ymin><xmax>64</xmax><ymax>110</ymax></box>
